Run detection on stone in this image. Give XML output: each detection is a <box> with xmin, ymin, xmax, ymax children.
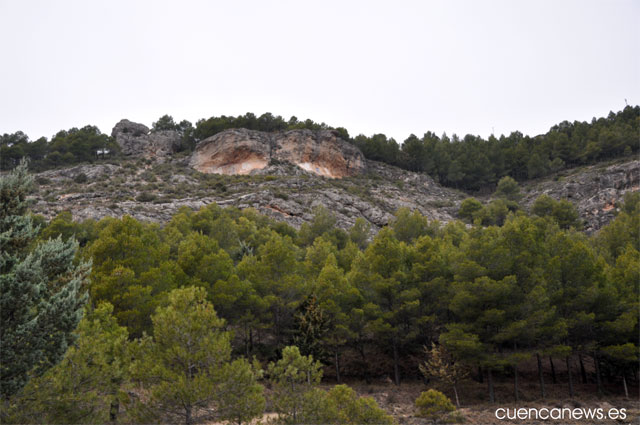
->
<box><xmin>111</xmin><ymin>119</ymin><xmax>181</xmax><ymax>158</ymax></box>
<box><xmin>190</xmin><ymin>128</ymin><xmax>366</xmax><ymax>178</ymax></box>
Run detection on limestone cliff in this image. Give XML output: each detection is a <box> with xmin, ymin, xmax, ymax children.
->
<box><xmin>190</xmin><ymin>129</ymin><xmax>366</xmax><ymax>178</ymax></box>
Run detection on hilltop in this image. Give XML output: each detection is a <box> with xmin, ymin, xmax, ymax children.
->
<box><xmin>28</xmin><ymin>120</ymin><xmax>638</xmax><ymax>233</ymax></box>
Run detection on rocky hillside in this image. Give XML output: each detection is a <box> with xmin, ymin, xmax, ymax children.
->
<box><xmin>28</xmin><ymin>120</ymin><xmax>638</xmax><ymax>233</ymax></box>
<box><xmin>520</xmin><ymin>158</ymin><xmax>639</xmax><ymax>233</ymax></box>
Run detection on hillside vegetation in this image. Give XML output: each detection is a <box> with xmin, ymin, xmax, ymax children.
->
<box><xmin>2</xmin><ymin>157</ymin><xmax>638</xmax><ymax>422</ymax></box>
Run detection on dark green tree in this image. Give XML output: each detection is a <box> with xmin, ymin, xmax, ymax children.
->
<box><xmin>0</xmin><ymin>161</ymin><xmax>90</xmax><ymax>398</ymax></box>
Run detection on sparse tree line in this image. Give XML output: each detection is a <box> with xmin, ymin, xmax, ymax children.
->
<box><xmin>2</xmin><ymin>106</ymin><xmax>638</xmax><ymax>192</ymax></box>
<box><xmin>2</xmin><ymin>161</ymin><xmax>638</xmax><ymax>423</ymax></box>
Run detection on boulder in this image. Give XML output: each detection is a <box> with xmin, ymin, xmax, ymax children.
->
<box><xmin>111</xmin><ymin>119</ymin><xmax>150</xmax><ymax>156</ymax></box>
<box><xmin>111</xmin><ymin>119</ymin><xmax>181</xmax><ymax>158</ymax></box>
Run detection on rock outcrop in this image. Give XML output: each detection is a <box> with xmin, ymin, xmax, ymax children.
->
<box><xmin>521</xmin><ymin>159</ymin><xmax>639</xmax><ymax>233</ymax></box>
<box><xmin>112</xmin><ymin>119</ymin><xmax>181</xmax><ymax>158</ymax></box>
<box><xmin>190</xmin><ymin>129</ymin><xmax>366</xmax><ymax>178</ymax></box>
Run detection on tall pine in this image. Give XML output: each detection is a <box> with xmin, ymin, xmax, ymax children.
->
<box><xmin>0</xmin><ymin>160</ymin><xmax>89</xmax><ymax>398</ymax></box>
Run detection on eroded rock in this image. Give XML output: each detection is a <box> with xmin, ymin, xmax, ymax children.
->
<box><xmin>112</xmin><ymin>119</ymin><xmax>181</xmax><ymax>159</ymax></box>
<box><xmin>190</xmin><ymin>128</ymin><xmax>366</xmax><ymax>178</ymax></box>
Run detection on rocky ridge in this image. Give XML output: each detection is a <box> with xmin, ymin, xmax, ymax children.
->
<box><xmin>28</xmin><ymin>121</ymin><xmax>639</xmax><ymax>234</ymax></box>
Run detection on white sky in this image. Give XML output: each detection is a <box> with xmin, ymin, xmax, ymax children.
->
<box><xmin>1</xmin><ymin>0</ymin><xmax>638</xmax><ymax>142</ymax></box>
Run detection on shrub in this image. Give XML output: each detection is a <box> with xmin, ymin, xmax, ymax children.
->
<box><xmin>458</xmin><ymin>198</ymin><xmax>483</xmax><ymax>222</ymax></box>
<box><xmin>135</xmin><ymin>192</ymin><xmax>156</xmax><ymax>202</ymax></box>
<box><xmin>300</xmin><ymin>385</ymin><xmax>394</xmax><ymax>425</ymax></box>
<box><xmin>274</xmin><ymin>191</ymin><xmax>288</xmax><ymax>200</ymax></box>
<box><xmin>73</xmin><ymin>173</ymin><xmax>88</xmax><ymax>184</ymax></box>
<box><xmin>140</xmin><ymin>170</ymin><xmax>156</xmax><ymax>182</ymax></box>
<box><xmin>415</xmin><ymin>389</ymin><xmax>455</xmax><ymax>421</ymax></box>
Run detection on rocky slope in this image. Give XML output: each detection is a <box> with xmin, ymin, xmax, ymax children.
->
<box><xmin>520</xmin><ymin>159</ymin><xmax>639</xmax><ymax>233</ymax></box>
<box><xmin>27</xmin><ymin>122</ymin><xmax>639</xmax><ymax>233</ymax></box>
<box><xmin>31</xmin><ymin>157</ymin><xmax>462</xmax><ymax>232</ymax></box>
<box><xmin>190</xmin><ymin>128</ymin><xmax>366</xmax><ymax>178</ymax></box>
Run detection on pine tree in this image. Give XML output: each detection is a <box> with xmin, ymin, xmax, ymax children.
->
<box><xmin>130</xmin><ymin>286</ymin><xmax>264</xmax><ymax>425</ymax></box>
<box><xmin>267</xmin><ymin>345</ymin><xmax>323</xmax><ymax>423</ymax></box>
<box><xmin>3</xmin><ymin>303</ymin><xmax>130</xmax><ymax>424</ymax></box>
<box><xmin>0</xmin><ymin>160</ymin><xmax>89</xmax><ymax>399</ymax></box>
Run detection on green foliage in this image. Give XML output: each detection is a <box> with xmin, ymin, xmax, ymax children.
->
<box><xmin>2</xmin><ymin>303</ymin><xmax>130</xmax><ymax>424</ymax></box>
<box><xmin>458</xmin><ymin>198</ymin><xmax>483</xmax><ymax>222</ymax></box>
<box><xmin>73</xmin><ymin>172</ymin><xmax>88</xmax><ymax>183</ymax></box>
<box><xmin>1</xmin><ymin>126</ymin><xmax>119</xmax><ymax>171</ymax></box>
<box><xmin>267</xmin><ymin>345</ymin><xmax>323</xmax><ymax>423</ymax></box>
<box><xmin>494</xmin><ymin>176</ymin><xmax>522</xmax><ymax>201</ymax></box>
<box><xmin>20</xmin><ymin>178</ymin><xmax>637</xmax><ymax>414</ymax></box>
<box><xmin>38</xmin><ymin>211</ymin><xmax>98</xmax><ymax>246</ymax></box>
<box><xmin>135</xmin><ymin>191</ymin><xmax>156</xmax><ymax>202</ymax></box>
<box><xmin>130</xmin><ymin>286</ymin><xmax>264</xmax><ymax>424</ymax></box>
<box><xmin>532</xmin><ymin>195</ymin><xmax>581</xmax><ymax>229</ymax></box>
<box><xmin>152</xmin><ymin>114</ymin><xmax>179</xmax><ymax>132</ymax></box>
<box><xmin>299</xmin><ymin>385</ymin><xmax>394</xmax><ymax>425</ymax></box>
<box><xmin>293</xmin><ymin>295</ymin><xmax>329</xmax><ymax>360</ymax></box>
<box><xmin>193</xmin><ymin>112</ymin><xmax>336</xmax><ymax>144</ymax></box>
<box><xmin>298</xmin><ymin>205</ymin><xmax>337</xmax><ymax>246</ymax></box>
<box><xmin>420</xmin><ymin>343</ymin><xmax>468</xmax><ymax>407</ymax></box>
<box><xmin>391</xmin><ymin>207</ymin><xmax>434</xmax><ymax>243</ymax></box>
<box><xmin>415</xmin><ymin>389</ymin><xmax>456</xmax><ymax>421</ymax></box>
<box><xmin>349</xmin><ymin>217</ymin><xmax>371</xmax><ymax>249</ymax></box>
<box><xmin>0</xmin><ymin>161</ymin><xmax>89</xmax><ymax>398</ymax></box>
<box><xmin>217</xmin><ymin>358</ymin><xmax>266</xmax><ymax>425</ymax></box>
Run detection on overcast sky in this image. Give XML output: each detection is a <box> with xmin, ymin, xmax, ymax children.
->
<box><xmin>1</xmin><ymin>0</ymin><xmax>638</xmax><ymax>142</ymax></box>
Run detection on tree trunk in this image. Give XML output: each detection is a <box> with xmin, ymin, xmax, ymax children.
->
<box><xmin>392</xmin><ymin>338</ymin><xmax>400</xmax><ymax>386</ymax></box>
<box><xmin>579</xmin><ymin>354</ymin><xmax>587</xmax><ymax>384</ymax></box>
<box><xmin>185</xmin><ymin>404</ymin><xmax>192</xmax><ymax>425</ymax></box>
<box><xmin>477</xmin><ymin>365</ymin><xmax>484</xmax><ymax>383</ymax></box>
<box><xmin>594</xmin><ymin>352</ymin><xmax>603</xmax><ymax>397</ymax></box>
<box><xmin>621</xmin><ymin>373</ymin><xmax>629</xmax><ymax>399</ymax></box>
<box><xmin>514</xmin><ymin>364</ymin><xmax>519</xmax><ymax>402</ymax></box>
<box><xmin>335</xmin><ymin>350</ymin><xmax>341</xmax><ymax>384</ymax></box>
<box><xmin>549</xmin><ymin>356</ymin><xmax>557</xmax><ymax>384</ymax></box>
<box><xmin>359</xmin><ymin>345</ymin><xmax>371</xmax><ymax>384</ymax></box>
<box><xmin>244</xmin><ymin>324</ymin><xmax>250</xmax><ymax>358</ymax></box>
<box><xmin>453</xmin><ymin>382</ymin><xmax>461</xmax><ymax>408</ymax></box>
<box><xmin>487</xmin><ymin>368</ymin><xmax>495</xmax><ymax>403</ymax></box>
<box><xmin>537</xmin><ymin>353</ymin><xmax>546</xmax><ymax>399</ymax></box>
<box><xmin>109</xmin><ymin>398</ymin><xmax>119</xmax><ymax>424</ymax></box>
<box><xmin>566</xmin><ymin>356</ymin><xmax>574</xmax><ymax>398</ymax></box>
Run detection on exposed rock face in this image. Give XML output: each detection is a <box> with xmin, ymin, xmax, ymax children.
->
<box><xmin>112</xmin><ymin>119</ymin><xmax>181</xmax><ymax>158</ymax></box>
<box><xmin>190</xmin><ymin>129</ymin><xmax>366</xmax><ymax>178</ymax></box>
<box><xmin>521</xmin><ymin>159</ymin><xmax>639</xmax><ymax>233</ymax></box>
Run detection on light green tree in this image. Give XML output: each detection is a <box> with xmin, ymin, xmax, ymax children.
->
<box><xmin>458</xmin><ymin>198</ymin><xmax>483</xmax><ymax>223</ymax></box>
<box><xmin>494</xmin><ymin>176</ymin><xmax>522</xmax><ymax>202</ymax></box>
<box><xmin>299</xmin><ymin>385</ymin><xmax>394</xmax><ymax>425</ymax></box>
<box><xmin>267</xmin><ymin>345</ymin><xmax>323</xmax><ymax>424</ymax></box>
<box><xmin>415</xmin><ymin>389</ymin><xmax>456</xmax><ymax>422</ymax></box>
<box><xmin>2</xmin><ymin>303</ymin><xmax>129</xmax><ymax>424</ymax></box>
<box><xmin>130</xmin><ymin>286</ymin><xmax>264</xmax><ymax>425</ymax></box>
